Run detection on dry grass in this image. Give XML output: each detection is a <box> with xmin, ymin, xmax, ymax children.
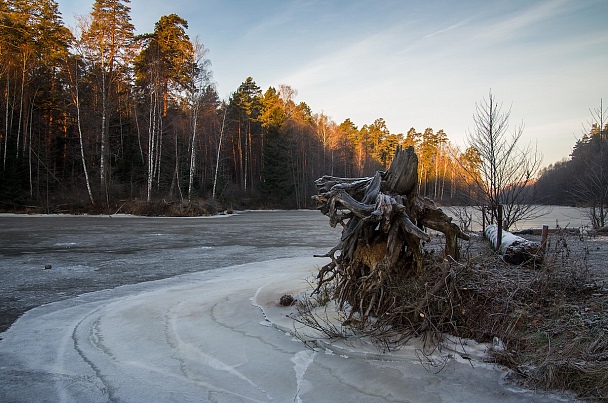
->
<box><xmin>481</xmin><ymin>232</ymin><xmax>608</xmax><ymax>401</ymax></box>
<box><xmin>298</xmin><ymin>231</ymin><xmax>608</xmax><ymax>401</ymax></box>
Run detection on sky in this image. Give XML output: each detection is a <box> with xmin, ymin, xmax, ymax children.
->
<box><xmin>55</xmin><ymin>0</ymin><xmax>608</xmax><ymax>168</ymax></box>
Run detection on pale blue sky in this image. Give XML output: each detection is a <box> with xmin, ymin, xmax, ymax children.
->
<box><xmin>56</xmin><ymin>0</ymin><xmax>608</xmax><ymax>167</ymax></box>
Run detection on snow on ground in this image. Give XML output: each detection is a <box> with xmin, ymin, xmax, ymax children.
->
<box><xmin>0</xmin><ymin>256</ymin><xmax>573</xmax><ymax>402</ymax></box>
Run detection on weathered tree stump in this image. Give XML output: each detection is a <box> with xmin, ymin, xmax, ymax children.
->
<box><xmin>313</xmin><ymin>146</ymin><xmax>469</xmax><ymax>323</ymax></box>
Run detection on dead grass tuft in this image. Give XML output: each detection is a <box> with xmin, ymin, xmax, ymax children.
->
<box><xmin>299</xmin><ymin>231</ymin><xmax>608</xmax><ymax>400</ymax></box>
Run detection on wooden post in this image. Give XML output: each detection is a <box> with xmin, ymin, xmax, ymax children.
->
<box><xmin>497</xmin><ymin>205</ymin><xmax>503</xmax><ymax>251</ymax></box>
<box><xmin>541</xmin><ymin>224</ymin><xmax>549</xmax><ymax>253</ymax></box>
<box><xmin>482</xmin><ymin>206</ymin><xmax>486</xmax><ymax>233</ymax></box>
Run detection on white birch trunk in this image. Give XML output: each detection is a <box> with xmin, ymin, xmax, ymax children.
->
<box><xmin>188</xmin><ymin>111</ymin><xmax>197</xmax><ymax>201</ymax></box>
<box><xmin>75</xmin><ymin>90</ymin><xmax>94</xmax><ymax>206</ymax></box>
<box><xmin>16</xmin><ymin>58</ymin><xmax>26</xmax><ymax>158</ymax></box>
<box><xmin>100</xmin><ymin>71</ymin><xmax>107</xmax><ymax>187</ymax></box>
<box><xmin>146</xmin><ymin>89</ymin><xmax>156</xmax><ymax>202</ymax></box>
<box><xmin>485</xmin><ymin>224</ymin><xmax>543</xmax><ymax>264</ymax></box>
<box><xmin>3</xmin><ymin>74</ymin><xmax>9</xmax><ymax>169</ymax></box>
<box><xmin>212</xmin><ymin>109</ymin><xmax>227</xmax><ymax>200</ymax></box>
<box><xmin>67</xmin><ymin>60</ymin><xmax>95</xmax><ymax>206</ymax></box>
<box><xmin>27</xmin><ymin>102</ymin><xmax>33</xmax><ymax>196</ymax></box>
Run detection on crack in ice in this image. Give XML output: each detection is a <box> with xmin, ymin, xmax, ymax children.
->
<box><xmin>164</xmin><ymin>298</ymin><xmax>272</xmax><ymax>400</ymax></box>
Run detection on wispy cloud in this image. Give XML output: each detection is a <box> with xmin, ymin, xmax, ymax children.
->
<box><xmin>466</xmin><ymin>0</ymin><xmax>573</xmax><ymax>45</ymax></box>
<box><xmin>278</xmin><ymin>21</ymin><xmax>417</xmax><ymax>87</ymax></box>
<box><xmin>424</xmin><ymin>17</ymin><xmax>474</xmax><ymax>39</ymax></box>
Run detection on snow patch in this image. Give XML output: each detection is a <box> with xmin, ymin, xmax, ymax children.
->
<box><xmin>291</xmin><ymin>350</ymin><xmax>316</xmax><ymax>402</ymax></box>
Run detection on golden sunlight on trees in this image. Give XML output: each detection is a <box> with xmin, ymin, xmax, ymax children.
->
<box><xmin>82</xmin><ymin>0</ymin><xmax>134</xmax><ymax>193</ymax></box>
<box><xmin>134</xmin><ymin>13</ymin><xmax>194</xmax><ymax>201</ymax></box>
<box><xmin>0</xmin><ymin>2</ymin><xmax>523</xmax><ymax>213</ymax></box>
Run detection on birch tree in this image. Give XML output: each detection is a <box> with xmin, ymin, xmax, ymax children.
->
<box><xmin>212</xmin><ymin>105</ymin><xmax>228</xmax><ymax>200</ymax></box>
<box><xmin>65</xmin><ymin>54</ymin><xmax>95</xmax><ymax>206</ymax></box>
<box><xmin>66</xmin><ymin>20</ymin><xmax>95</xmax><ymax>206</ymax></box>
<box><xmin>463</xmin><ymin>91</ymin><xmax>543</xmax><ymax>229</ymax></box>
<box><xmin>187</xmin><ymin>38</ymin><xmax>212</xmax><ymax>201</ymax></box>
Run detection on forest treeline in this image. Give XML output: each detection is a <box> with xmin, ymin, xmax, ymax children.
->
<box><xmin>534</xmin><ymin>119</ymin><xmax>608</xmax><ymax>227</ymax></box>
<box><xmin>0</xmin><ymin>0</ymin><xmax>604</xmax><ymax>216</ymax></box>
<box><xmin>0</xmin><ymin>0</ymin><xmax>485</xmax><ymax>213</ymax></box>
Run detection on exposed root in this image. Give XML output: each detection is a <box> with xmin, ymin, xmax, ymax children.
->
<box><xmin>301</xmin><ymin>229</ymin><xmax>607</xmax><ymax>400</ymax></box>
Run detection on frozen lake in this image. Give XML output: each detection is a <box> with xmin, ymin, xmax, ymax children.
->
<box><xmin>1</xmin><ymin>206</ymin><xmax>589</xmax><ymax>331</ymax></box>
<box><xmin>0</xmin><ymin>210</ymin><xmax>577</xmax><ymax>402</ymax></box>
<box><xmin>447</xmin><ymin>205</ymin><xmax>592</xmax><ymax>232</ymax></box>
<box><xmin>0</xmin><ymin>210</ymin><xmax>340</xmax><ymax>332</ymax></box>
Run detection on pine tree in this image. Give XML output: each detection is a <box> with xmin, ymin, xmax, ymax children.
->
<box><xmin>227</xmin><ymin>77</ymin><xmax>262</xmax><ymax>192</ymax></box>
<box><xmin>134</xmin><ymin>14</ymin><xmax>194</xmax><ymax>201</ymax></box>
<box><xmin>82</xmin><ymin>0</ymin><xmax>134</xmax><ymax>193</ymax></box>
<box><xmin>258</xmin><ymin>87</ymin><xmax>293</xmax><ymax>205</ymax></box>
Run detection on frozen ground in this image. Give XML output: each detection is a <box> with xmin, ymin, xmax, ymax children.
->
<box><xmin>0</xmin><ymin>211</ymin><xmax>576</xmax><ymax>402</ymax></box>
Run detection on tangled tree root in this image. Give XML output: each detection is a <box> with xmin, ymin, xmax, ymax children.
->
<box><xmin>312</xmin><ymin>146</ymin><xmax>468</xmax><ymax>329</ymax></box>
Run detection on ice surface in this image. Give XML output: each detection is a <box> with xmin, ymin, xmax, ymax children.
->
<box><xmin>0</xmin><ymin>255</ymin><xmax>574</xmax><ymax>402</ymax></box>
<box><xmin>0</xmin><ymin>211</ymin><xmax>341</xmax><ymax>332</ymax></box>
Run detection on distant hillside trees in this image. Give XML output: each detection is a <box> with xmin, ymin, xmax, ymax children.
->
<box><xmin>0</xmin><ymin>0</ymin><xmax>483</xmax><ymax>213</ymax></box>
<box><xmin>534</xmin><ymin>100</ymin><xmax>607</xmax><ymax>228</ymax></box>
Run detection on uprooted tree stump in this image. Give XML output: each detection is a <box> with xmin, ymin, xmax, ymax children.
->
<box><xmin>312</xmin><ymin>146</ymin><xmax>469</xmax><ymax>326</ymax></box>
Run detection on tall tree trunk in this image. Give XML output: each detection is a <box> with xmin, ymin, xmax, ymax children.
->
<box><xmin>212</xmin><ymin>108</ymin><xmax>227</xmax><ymax>200</ymax></box>
<box><xmin>100</xmin><ymin>71</ymin><xmax>108</xmax><ymax>188</ymax></box>
<box><xmin>146</xmin><ymin>90</ymin><xmax>157</xmax><ymax>202</ymax></box>
<box><xmin>3</xmin><ymin>73</ymin><xmax>10</xmax><ymax>169</ymax></box>
<box><xmin>169</xmin><ymin>133</ymin><xmax>181</xmax><ymax>200</ymax></box>
<box><xmin>16</xmin><ymin>58</ymin><xmax>26</xmax><ymax>159</ymax></box>
<box><xmin>188</xmin><ymin>109</ymin><xmax>198</xmax><ymax>201</ymax></box>
<box><xmin>134</xmin><ymin>104</ymin><xmax>144</xmax><ymax>163</ymax></box>
<box><xmin>155</xmin><ymin>115</ymin><xmax>163</xmax><ymax>189</ymax></box>
<box><xmin>441</xmin><ymin>152</ymin><xmax>447</xmax><ymax>200</ymax></box>
<box><xmin>28</xmin><ymin>100</ymin><xmax>34</xmax><ymax>197</ymax></box>
<box><xmin>77</xmin><ymin>114</ymin><xmax>95</xmax><ymax>206</ymax></box>
<box><xmin>247</xmin><ymin>128</ymin><xmax>253</xmax><ymax>192</ymax></box>
<box><xmin>237</xmin><ymin>124</ymin><xmax>244</xmax><ymax>191</ymax></box>
<box><xmin>244</xmin><ymin>123</ymin><xmax>249</xmax><ymax>192</ymax></box>
<box><xmin>73</xmin><ymin>78</ymin><xmax>95</xmax><ymax>206</ymax></box>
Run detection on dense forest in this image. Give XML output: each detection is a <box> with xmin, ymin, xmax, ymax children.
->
<box><xmin>533</xmin><ymin>111</ymin><xmax>608</xmax><ymax>227</ymax></box>
<box><xmin>0</xmin><ymin>0</ymin><xmax>604</xmax><ymax>217</ymax></box>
